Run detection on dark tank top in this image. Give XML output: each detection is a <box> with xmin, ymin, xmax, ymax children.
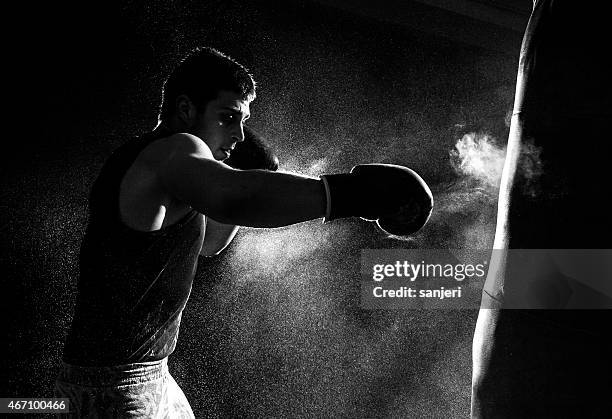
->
<box><xmin>63</xmin><ymin>129</ymin><xmax>205</xmax><ymax>366</ymax></box>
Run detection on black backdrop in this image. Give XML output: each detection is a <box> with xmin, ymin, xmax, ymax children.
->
<box><xmin>3</xmin><ymin>1</ymin><xmax>526</xmax><ymax>417</ymax></box>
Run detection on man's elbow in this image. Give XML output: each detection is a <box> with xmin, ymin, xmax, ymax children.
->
<box><xmin>199</xmin><ymin>242</ymin><xmax>230</xmax><ymax>257</ymax></box>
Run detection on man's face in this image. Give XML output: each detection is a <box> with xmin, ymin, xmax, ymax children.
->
<box><xmin>192</xmin><ymin>90</ymin><xmax>251</xmax><ymax>161</ymax></box>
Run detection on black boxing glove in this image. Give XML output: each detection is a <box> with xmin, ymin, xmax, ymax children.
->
<box><xmin>225</xmin><ymin>126</ymin><xmax>279</xmax><ymax>171</ymax></box>
<box><xmin>321</xmin><ymin>164</ymin><xmax>433</xmax><ymax>235</ymax></box>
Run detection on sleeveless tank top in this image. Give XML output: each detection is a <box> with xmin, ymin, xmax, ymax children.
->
<box><xmin>63</xmin><ymin>129</ymin><xmax>205</xmax><ymax>366</ymax></box>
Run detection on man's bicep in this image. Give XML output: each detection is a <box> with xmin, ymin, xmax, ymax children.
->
<box><xmin>157</xmin><ymin>133</ymin><xmax>234</xmax><ymax>216</ymax></box>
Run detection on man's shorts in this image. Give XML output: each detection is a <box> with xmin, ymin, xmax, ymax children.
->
<box><xmin>54</xmin><ymin>358</ymin><xmax>194</xmax><ymax>418</ymax></box>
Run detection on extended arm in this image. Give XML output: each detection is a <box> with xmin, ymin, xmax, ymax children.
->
<box><xmin>158</xmin><ymin>132</ymin><xmax>432</xmax><ymax>235</ymax></box>
<box><xmin>159</xmin><ymin>133</ymin><xmax>326</xmax><ymax>228</ymax></box>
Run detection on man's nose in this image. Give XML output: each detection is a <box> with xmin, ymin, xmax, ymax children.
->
<box><xmin>233</xmin><ymin>124</ymin><xmax>245</xmax><ymax>142</ymax></box>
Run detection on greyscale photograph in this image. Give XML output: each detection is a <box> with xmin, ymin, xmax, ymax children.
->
<box><xmin>3</xmin><ymin>0</ymin><xmax>611</xmax><ymax>417</ymax></box>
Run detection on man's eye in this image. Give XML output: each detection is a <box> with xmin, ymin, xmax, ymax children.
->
<box><xmin>220</xmin><ymin>114</ymin><xmax>235</xmax><ymax>124</ymax></box>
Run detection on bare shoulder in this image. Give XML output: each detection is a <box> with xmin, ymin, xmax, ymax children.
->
<box><xmin>142</xmin><ymin>132</ymin><xmax>214</xmax><ymax>168</ymax></box>
<box><xmin>119</xmin><ymin>132</ymin><xmax>216</xmax><ymax>231</ymax></box>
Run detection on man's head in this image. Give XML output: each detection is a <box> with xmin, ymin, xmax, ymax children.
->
<box><xmin>160</xmin><ymin>47</ymin><xmax>256</xmax><ymax>160</ymax></box>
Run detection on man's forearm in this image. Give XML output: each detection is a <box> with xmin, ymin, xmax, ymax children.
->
<box><xmin>216</xmin><ymin>169</ymin><xmax>327</xmax><ymax>227</ymax></box>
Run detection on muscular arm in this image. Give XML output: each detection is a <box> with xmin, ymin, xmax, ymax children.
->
<box><xmin>158</xmin><ymin>133</ymin><xmax>327</xmax><ymax>227</ymax></box>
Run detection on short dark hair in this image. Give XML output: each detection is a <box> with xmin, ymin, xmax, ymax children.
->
<box><xmin>159</xmin><ymin>47</ymin><xmax>256</xmax><ymax>121</ymax></box>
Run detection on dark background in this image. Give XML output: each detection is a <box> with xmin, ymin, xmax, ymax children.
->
<box><xmin>3</xmin><ymin>0</ymin><xmax>531</xmax><ymax>417</ymax></box>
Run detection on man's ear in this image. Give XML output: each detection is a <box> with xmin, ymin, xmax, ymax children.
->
<box><xmin>175</xmin><ymin>94</ymin><xmax>197</xmax><ymax>126</ymax></box>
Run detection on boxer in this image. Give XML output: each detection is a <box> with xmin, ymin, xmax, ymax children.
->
<box><xmin>55</xmin><ymin>47</ymin><xmax>433</xmax><ymax>417</ymax></box>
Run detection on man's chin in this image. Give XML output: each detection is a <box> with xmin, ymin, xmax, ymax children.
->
<box><xmin>214</xmin><ymin>151</ymin><xmax>230</xmax><ymax>161</ymax></box>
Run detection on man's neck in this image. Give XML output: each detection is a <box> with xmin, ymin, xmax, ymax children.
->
<box><xmin>156</xmin><ymin>117</ymin><xmax>190</xmax><ymax>135</ymax></box>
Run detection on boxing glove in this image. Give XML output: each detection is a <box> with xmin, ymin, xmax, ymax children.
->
<box><xmin>225</xmin><ymin>126</ymin><xmax>279</xmax><ymax>171</ymax></box>
<box><xmin>321</xmin><ymin>164</ymin><xmax>433</xmax><ymax>235</ymax></box>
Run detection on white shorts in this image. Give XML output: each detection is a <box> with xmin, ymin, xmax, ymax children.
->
<box><xmin>54</xmin><ymin>358</ymin><xmax>194</xmax><ymax>418</ymax></box>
